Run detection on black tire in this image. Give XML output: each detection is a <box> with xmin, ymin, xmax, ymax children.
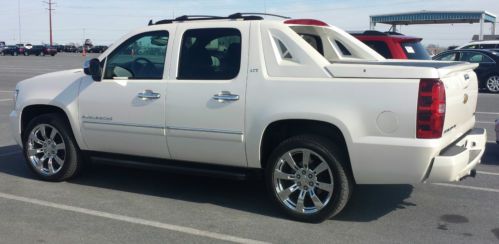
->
<box><xmin>22</xmin><ymin>113</ymin><xmax>83</xmax><ymax>181</ymax></box>
<box><xmin>485</xmin><ymin>74</ymin><xmax>499</xmax><ymax>93</ymax></box>
<box><xmin>265</xmin><ymin>135</ymin><xmax>353</xmax><ymax>223</ymax></box>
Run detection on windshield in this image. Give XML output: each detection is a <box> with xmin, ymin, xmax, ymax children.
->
<box><xmin>400</xmin><ymin>41</ymin><xmax>431</xmax><ymax>60</ymax></box>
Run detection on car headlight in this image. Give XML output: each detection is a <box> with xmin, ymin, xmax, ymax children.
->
<box><xmin>13</xmin><ymin>89</ymin><xmax>19</xmax><ymax>110</ymax></box>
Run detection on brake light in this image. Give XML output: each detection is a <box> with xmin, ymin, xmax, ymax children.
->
<box><xmin>284</xmin><ymin>19</ymin><xmax>329</xmax><ymax>27</ymax></box>
<box><xmin>417</xmin><ymin>79</ymin><xmax>446</xmax><ymax>139</ymax></box>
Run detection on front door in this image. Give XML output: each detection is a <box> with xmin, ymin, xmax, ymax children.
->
<box><xmin>165</xmin><ymin>24</ymin><xmax>249</xmax><ymax>166</ymax></box>
<box><xmin>79</xmin><ymin>30</ymin><xmax>172</xmax><ymax>159</ymax></box>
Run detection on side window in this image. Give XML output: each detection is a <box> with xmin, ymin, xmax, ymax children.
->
<box><xmin>363</xmin><ymin>41</ymin><xmax>392</xmax><ymax>59</ymax></box>
<box><xmin>335</xmin><ymin>40</ymin><xmax>352</xmax><ymax>56</ymax></box>
<box><xmin>460</xmin><ymin>52</ymin><xmax>493</xmax><ymax>63</ymax></box>
<box><xmin>274</xmin><ymin>37</ymin><xmax>294</xmax><ymax>60</ymax></box>
<box><xmin>104</xmin><ymin>31</ymin><xmax>169</xmax><ymax>80</ymax></box>
<box><xmin>437</xmin><ymin>52</ymin><xmax>458</xmax><ymax>61</ymax></box>
<box><xmin>480</xmin><ymin>44</ymin><xmax>496</xmax><ymax>49</ymax></box>
<box><xmin>178</xmin><ymin>28</ymin><xmax>241</xmax><ymax>80</ymax></box>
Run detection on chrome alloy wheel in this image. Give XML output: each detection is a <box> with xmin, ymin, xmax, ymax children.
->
<box><xmin>486</xmin><ymin>75</ymin><xmax>499</xmax><ymax>93</ymax></box>
<box><xmin>27</xmin><ymin>124</ymin><xmax>66</xmax><ymax>176</ymax></box>
<box><xmin>273</xmin><ymin>148</ymin><xmax>334</xmax><ymax>214</ymax></box>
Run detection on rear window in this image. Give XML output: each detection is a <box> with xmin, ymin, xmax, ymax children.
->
<box><xmin>363</xmin><ymin>41</ymin><xmax>392</xmax><ymax>59</ymax></box>
<box><xmin>400</xmin><ymin>41</ymin><xmax>431</xmax><ymax>60</ymax></box>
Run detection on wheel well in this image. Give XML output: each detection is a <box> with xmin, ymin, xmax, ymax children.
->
<box><xmin>21</xmin><ymin>105</ymin><xmax>71</xmax><ymax>137</ymax></box>
<box><xmin>260</xmin><ymin>119</ymin><xmax>352</xmax><ymax>173</ymax></box>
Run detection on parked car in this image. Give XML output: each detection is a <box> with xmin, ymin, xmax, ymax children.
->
<box><xmin>0</xmin><ymin>45</ymin><xmax>24</xmax><ymax>56</ymax></box>
<box><xmin>456</xmin><ymin>40</ymin><xmax>499</xmax><ymax>50</ymax></box>
<box><xmin>88</xmin><ymin>45</ymin><xmax>108</xmax><ymax>53</ymax></box>
<box><xmin>24</xmin><ymin>45</ymin><xmax>57</xmax><ymax>56</ymax></box>
<box><xmin>350</xmin><ymin>30</ymin><xmax>431</xmax><ymax>60</ymax></box>
<box><xmin>63</xmin><ymin>45</ymin><xmax>77</xmax><ymax>53</ymax></box>
<box><xmin>433</xmin><ymin>49</ymin><xmax>499</xmax><ymax>93</ymax></box>
<box><xmin>0</xmin><ymin>41</ymin><xmax>6</xmax><ymax>51</ymax></box>
<box><xmin>44</xmin><ymin>46</ymin><xmax>58</xmax><ymax>56</ymax></box>
<box><xmin>10</xmin><ymin>14</ymin><xmax>486</xmax><ymax>223</ymax></box>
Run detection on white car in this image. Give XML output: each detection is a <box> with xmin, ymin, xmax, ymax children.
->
<box><xmin>456</xmin><ymin>40</ymin><xmax>499</xmax><ymax>50</ymax></box>
<box><xmin>9</xmin><ymin>14</ymin><xmax>487</xmax><ymax>222</ymax></box>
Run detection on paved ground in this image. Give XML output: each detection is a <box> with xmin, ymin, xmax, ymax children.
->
<box><xmin>0</xmin><ymin>54</ymin><xmax>498</xmax><ymax>243</ymax></box>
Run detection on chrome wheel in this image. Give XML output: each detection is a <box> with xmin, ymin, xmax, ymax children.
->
<box><xmin>273</xmin><ymin>148</ymin><xmax>334</xmax><ymax>214</ymax></box>
<box><xmin>486</xmin><ymin>75</ymin><xmax>499</xmax><ymax>93</ymax></box>
<box><xmin>27</xmin><ymin>124</ymin><xmax>66</xmax><ymax>176</ymax></box>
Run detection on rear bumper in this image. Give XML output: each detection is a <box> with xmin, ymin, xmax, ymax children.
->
<box><xmin>426</xmin><ymin>128</ymin><xmax>486</xmax><ymax>183</ymax></box>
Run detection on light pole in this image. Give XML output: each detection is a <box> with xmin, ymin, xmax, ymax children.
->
<box><xmin>18</xmin><ymin>0</ymin><xmax>21</xmax><ymax>43</ymax></box>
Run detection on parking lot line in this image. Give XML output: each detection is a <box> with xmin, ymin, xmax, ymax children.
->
<box><xmin>0</xmin><ymin>99</ymin><xmax>12</xmax><ymax>102</ymax></box>
<box><xmin>433</xmin><ymin>183</ymin><xmax>499</xmax><ymax>193</ymax></box>
<box><xmin>476</xmin><ymin>112</ymin><xmax>499</xmax><ymax>115</ymax></box>
<box><xmin>0</xmin><ymin>191</ymin><xmax>269</xmax><ymax>244</ymax></box>
<box><xmin>476</xmin><ymin>121</ymin><xmax>495</xmax><ymax>124</ymax></box>
<box><xmin>477</xmin><ymin>171</ymin><xmax>499</xmax><ymax>176</ymax></box>
<box><xmin>0</xmin><ymin>91</ymin><xmax>13</xmax><ymax>93</ymax></box>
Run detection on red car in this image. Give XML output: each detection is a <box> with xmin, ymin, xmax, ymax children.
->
<box><xmin>351</xmin><ymin>31</ymin><xmax>431</xmax><ymax>60</ymax></box>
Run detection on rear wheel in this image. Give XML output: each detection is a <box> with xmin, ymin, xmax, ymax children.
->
<box><xmin>23</xmin><ymin>113</ymin><xmax>83</xmax><ymax>181</ymax></box>
<box><xmin>486</xmin><ymin>75</ymin><xmax>499</xmax><ymax>93</ymax></box>
<box><xmin>265</xmin><ymin>135</ymin><xmax>353</xmax><ymax>223</ymax></box>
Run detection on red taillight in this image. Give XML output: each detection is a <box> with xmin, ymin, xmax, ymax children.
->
<box><xmin>417</xmin><ymin>79</ymin><xmax>446</xmax><ymax>139</ymax></box>
<box><xmin>284</xmin><ymin>19</ymin><xmax>329</xmax><ymax>27</ymax></box>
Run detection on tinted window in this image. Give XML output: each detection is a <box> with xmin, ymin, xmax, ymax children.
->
<box><xmin>299</xmin><ymin>34</ymin><xmax>324</xmax><ymax>55</ymax></box>
<box><xmin>400</xmin><ymin>41</ymin><xmax>431</xmax><ymax>60</ymax></box>
<box><xmin>335</xmin><ymin>41</ymin><xmax>351</xmax><ymax>56</ymax></box>
<box><xmin>480</xmin><ymin>44</ymin><xmax>497</xmax><ymax>49</ymax></box>
<box><xmin>178</xmin><ymin>28</ymin><xmax>241</xmax><ymax>80</ymax></box>
<box><xmin>460</xmin><ymin>52</ymin><xmax>494</xmax><ymax>63</ymax></box>
<box><xmin>363</xmin><ymin>41</ymin><xmax>392</xmax><ymax>59</ymax></box>
<box><xmin>104</xmin><ymin>31</ymin><xmax>168</xmax><ymax>80</ymax></box>
<box><xmin>435</xmin><ymin>52</ymin><xmax>458</xmax><ymax>61</ymax></box>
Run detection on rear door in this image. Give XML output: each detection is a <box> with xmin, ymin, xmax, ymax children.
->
<box><xmin>458</xmin><ymin>51</ymin><xmax>496</xmax><ymax>81</ymax></box>
<box><xmin>165</xmin><ymin>23</ymin><xmax>249</xmax><ymax>167</ymax></box>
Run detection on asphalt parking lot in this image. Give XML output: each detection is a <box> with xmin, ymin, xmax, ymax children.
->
<box><xmin>0</xmin><ymin>54</ymin><xmax>498</xmax><ymax>243</ymax></box>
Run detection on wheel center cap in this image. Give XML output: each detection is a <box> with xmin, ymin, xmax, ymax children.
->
<box><xmin>295</xmin><ymin>168</ymin><xmax>317</xmax><ymax>191</ymax></box>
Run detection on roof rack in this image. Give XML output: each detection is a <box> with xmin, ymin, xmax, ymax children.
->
<box><xmin>149</xmin><ymin>12</ymin><xmax>291</xmax><ymax>26</ymax></box>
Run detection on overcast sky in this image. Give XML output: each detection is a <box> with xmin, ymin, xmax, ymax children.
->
<box><xmin>0</xmin><ymin>0</ymin><xmax>498</xmax><ymax>47</ymax></box>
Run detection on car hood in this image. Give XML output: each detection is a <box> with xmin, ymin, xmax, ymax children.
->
<box><xmin>17</xmin><ymin>69</ymin><xmax>86</xmax><ymax>99</ymax></box>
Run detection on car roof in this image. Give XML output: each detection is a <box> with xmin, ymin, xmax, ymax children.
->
<box><xmin>349</xmin><ymin>30</ymin><xmax>421</xmax><ymax>41</ymax></box>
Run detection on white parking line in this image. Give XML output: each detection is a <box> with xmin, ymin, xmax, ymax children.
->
<box><xmin>476</xmin><ymin>112</ymin><xmax>499</xmax><ymax>115</ymax></box>
<box><xmin>0</xmin><ymin>91</ymin><xmax>13</xmax><ymax>93</ymax></box>
<box><xmin>0</xmin><ymin>99</ymin><xmax>12</xmax><ymax>102</ymax></box>
<box><xmin>476</xmin><ymin>121</ymin><xmax>495</xmax><ymax>124</ymax></box>
<box><xmin>488</xmin><ymin>141</ymin><xmax>497</xmax><ymax>143</ymax></box>
<box><xmin>433</xmin><ymin>183</ymin><xmax>499</xmax><ymax>193</ymax></box>
<box><xmin>0</xmin><ymin>151</ymin><xmax>20</xmax><ymax>157</ymax></box>
<box><xmin>0</xmin><ymin>191</ymin><xmax>269</xmax><ymax>244</ymax></box>
<box><xmin>477</xmin><ymin>171</ymin><xmax>499</xmax><ymax>176</ymax></box>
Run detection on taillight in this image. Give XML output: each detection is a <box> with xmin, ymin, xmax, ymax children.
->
<box><xmin>417</xmin><ymin>79</ymin><xmax>446</xmax><ymax>139</ymax></box>
<box><xmin>284</xmin><ymin>19</ymin><xmax>329</xmax><ymax>27</ymax></box>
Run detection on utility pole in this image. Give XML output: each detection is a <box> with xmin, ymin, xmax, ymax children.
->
<box><xmin>43</xmin><ymin>0</ymin><xmax>55</xmax><ymax>46</ymax></box>
<box><xmin>18</xmin><ymin>0</ymin><xmax>21</xmax><ymax>43</ymax></box>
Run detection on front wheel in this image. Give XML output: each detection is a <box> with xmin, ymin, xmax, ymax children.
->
<box><xmin>23</xmin><ymin>113</ymin><xmax>83</xmax><ymax>181</ymax></box>
<box><xmin>486</xmin><ymin>75</ymin><xmax>499</xmax><ymax>93</ymax></box>
<box><xmin>265</xmin><ymin>135</ymin><xmax>353</xmax><ymax>223</ymax></box>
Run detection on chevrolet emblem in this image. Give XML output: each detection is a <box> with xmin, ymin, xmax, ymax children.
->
<box><xmin>463</xmin><ymin>93</ymin><xmax>469</xmax><ymax>104</ymax></box>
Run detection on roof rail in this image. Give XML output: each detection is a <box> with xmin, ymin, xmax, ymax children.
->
<box><xmin>149</xmin><ymin>12</ymin><xmax>290</xmax><ymax>26</ymax></box>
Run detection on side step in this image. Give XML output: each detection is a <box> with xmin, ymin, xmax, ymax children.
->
<box><xmin>86</xmin><ymin>151</ymin><xmax>261</xmax><ymax>181</ymax></box>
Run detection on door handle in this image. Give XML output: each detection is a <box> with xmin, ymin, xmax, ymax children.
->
<box><xmin>212</xmin><ymin>91</ymin><xmax>239</xmax><ymax>103</ymax></box>
<box><xmin>138</xmin><ymin>90</ymin><xmax>161</xmax><ymax>100</ymax></box>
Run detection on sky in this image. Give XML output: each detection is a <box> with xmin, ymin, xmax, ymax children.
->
<box><xmin>0</xmin><ymin>0</ymin><xmax>498</xmax><ymax>47</ymax></box>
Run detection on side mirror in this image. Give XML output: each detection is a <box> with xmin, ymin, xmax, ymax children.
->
<box><xmin>85</xmin><ymin>58</ymin><xmax>102</xmax><ymax>81</ymax></box>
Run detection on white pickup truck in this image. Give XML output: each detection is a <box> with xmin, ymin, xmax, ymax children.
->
<box><xmin>10</xmin><ymin>14</ymin><xmax>486</xmax><ymax>222</ymax></box>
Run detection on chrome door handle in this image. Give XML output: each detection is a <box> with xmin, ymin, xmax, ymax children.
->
<box><xmin>138</xmin><ymin>90</ymin><xmax>161</xmax><ymax>100</ymax></box>
<box><xmin>213</xmin><ymin>91</ymin><xmax>239</xmax><ymax>103</ymax></box>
